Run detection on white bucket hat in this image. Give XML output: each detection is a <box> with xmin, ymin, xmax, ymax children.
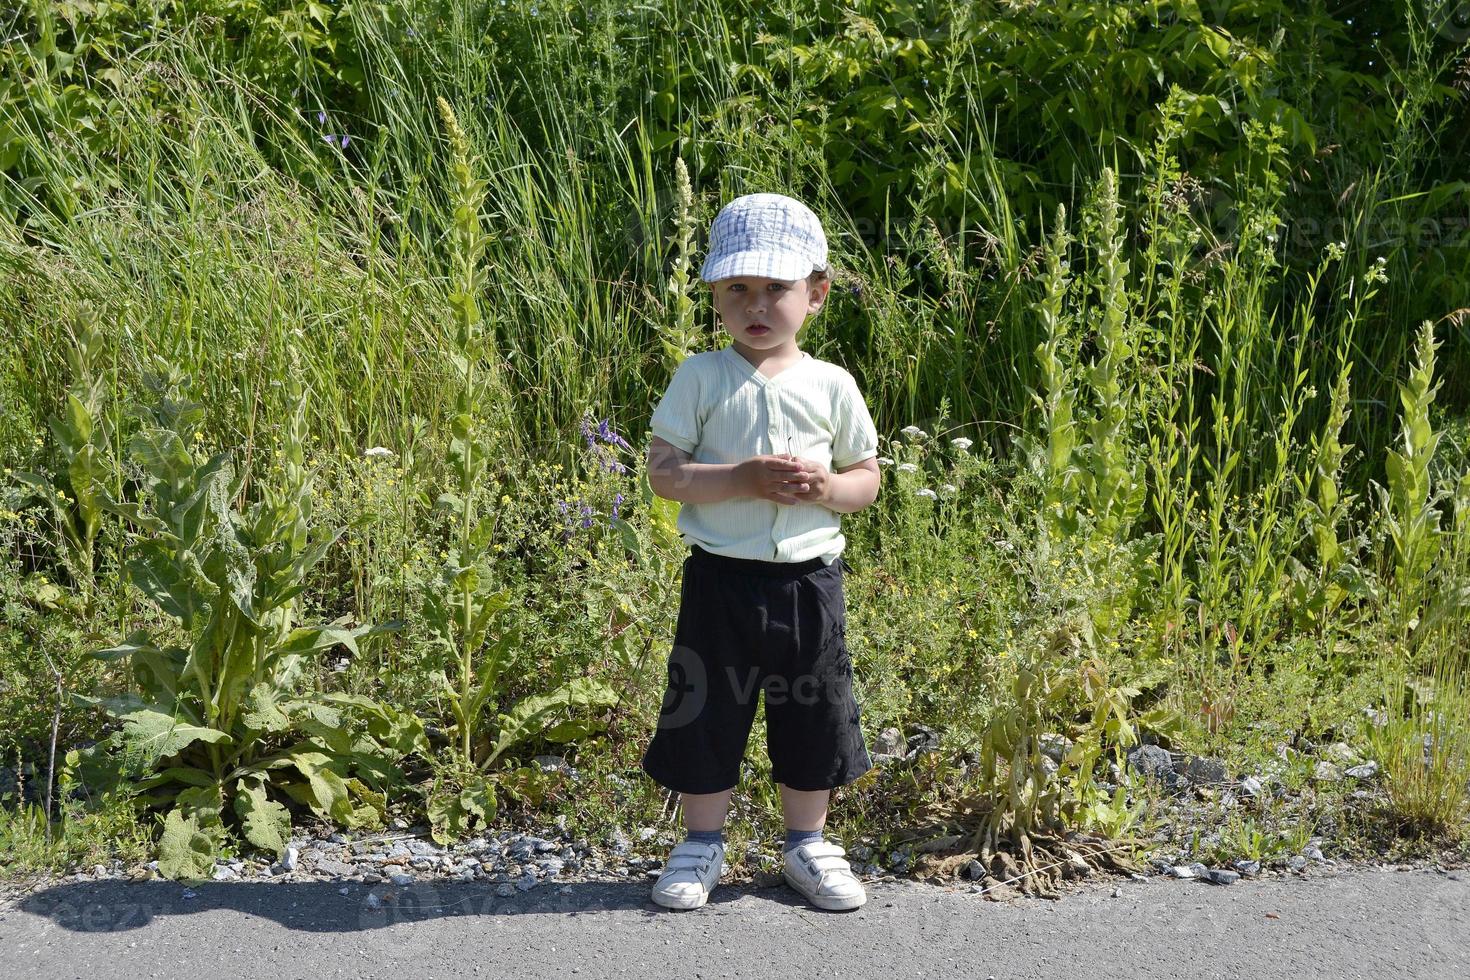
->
<box><xmin>699</xmin><ymin>193</ymin><xmax>828</xmax><ymax>283</ymax></box>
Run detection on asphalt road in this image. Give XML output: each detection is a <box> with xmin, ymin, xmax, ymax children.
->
<box><xmin>2</xmin><ymin>865</ymin><xmax>1466</xmax><ymax>979</ymax></box>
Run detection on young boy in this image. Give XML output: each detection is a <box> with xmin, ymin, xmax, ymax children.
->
<box><xmin>640</xmin><ymin>193</ymin><xmax>882</xmax><ymax>911</ymax></box>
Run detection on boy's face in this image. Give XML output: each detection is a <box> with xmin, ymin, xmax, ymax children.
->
<box><xmin>709</xmin><ymin>274</ymin><xmax>830</xmax><ymax>354</ymax></box>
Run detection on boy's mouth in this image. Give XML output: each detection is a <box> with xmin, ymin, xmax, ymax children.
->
<box><xmin>746</xmin><ymin>324</ymin><xmax>770</xmax><ymax>335</ymax></box>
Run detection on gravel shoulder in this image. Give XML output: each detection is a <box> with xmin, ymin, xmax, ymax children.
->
<box><xmin>2</xmin><ymin>862</ymin><xmax>1466</xmax><ymax>980</ymax></box>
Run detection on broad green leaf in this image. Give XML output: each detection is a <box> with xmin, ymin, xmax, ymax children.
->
<box><xmin>284</xmin><ymin>750</ymin><xmax>354</xmax><ymax>824</ymax></box>
<box><xmin>285</xmin><ymin>526</ymin><xmax>347</xmax><ymax>585</ymax></box>
<box><xmin>126</xmin><ymin>550</ymin><xmax>209</xmax><ymax>626</ymax></box>
<box><xmin>175</xmin><ymin>783</ymin><xmax>225</xmax><ymax>826</ymax></box>
<box><xmin>94</xmin><ymin>631</ymin><xmax>159</xmax><ymax>664</ymax></box>
<box><xmin>497</xmin><ymin>766</ymin><xmax>550</xmax><ymax>806</ymax></box>
<box><xmin>342</xmin><ymin>777</ymin><xmax>386</xmax><ymax>830</ymax></box>
<box><xmin>320</xmin><ymin>693</ymin><xmax>431</xmax><ymax>760</ymax></box>
<box><xmin>278</xmin><ymin>625</ymin><xmax>365</xmax><ymax>657</ymax></box>
<box><xmin>169</xmin><ymin>452</ymin><xmax>231</xmax><ymax>545</ymax></box>
<box><xmin>344</xmin><ymin>747</ymin><xmax>401</xmax><ymax>791</ymax></box>
<box><xmin>241</xmin><ymin>683</ymin><xmax>291</xmax><ymax>733</ymax></box>
<box><xmin>543</xmin><ymin>716</ymin><xmax>607</xmax><ymax>743</ymax></box>
<box><xmin>427</xmin><ymin>776</ymin><xmax>495</xmax><ymax>845</ymax></box>
<box><xmin>287</xmin><ymin>700</ymin><xmax>353</xmax><ymax>755</ymax></box>
<box><xmin>609</xmin><ymin>516</ymin><xmax>641</xmax><ymax>559</ymax></box>
<box><xmin>119</xmin><ymin>707</ymin><xmax>232</xmax><ymax>763</ymax></box>
<box><xmin>235</xmin><ymin>777</ymin><xmax>291</xmax><ymax>858</ymax></box>
<box><xmin>485</xmin><ymin>677</ymin><xmax>619</xmax><ymax>768</ymax></box>
<box><xmin>135</xmin><ymin>766</ymin><xmax>217</xmax><ymax>791</ymax></box>
<box><xmin>129</xmin><ymin>428</ymin><xmax>194</xmax><ymax>491</ymax></box>
<box><xmin>181</xmin><ymin>630</ymin><xmax>219</xmax><ymax>704</ymax></box>
<box><xmin>429</xmin><ymin>669</ymin><xmax>457</xmax><ymax>702</ymax></box>
<box><xmin>466</xmin><ymin>624</ymin><xmax>521</xmax><ymax>721</ymax></box>
<box><xmin>285</xmin><ymin>700</ymin><xmax>343</xmax><ymax>730</ymax></box>
<box><xmin>426</xmin><ymin>788</ymin><xmax>469</xmax><ymax>845</ymax></box>
<box><xmin>157</xmin><ymin>807</ymin><xmax>216</xmax><ymax>882</ymax></box>
<box><xmin>92</xmin><ymin>692</ymin><xmax>149</xmax><ymax>716</ymax></box>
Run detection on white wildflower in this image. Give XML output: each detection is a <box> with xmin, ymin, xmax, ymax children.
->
<box><xmin>900</xmin><ymin>425</ymin><xmax>928</xmax><ymax>439</ymax></box>
<box><xmin>915</xmin><ymin>487</ymin><xmax>938</xmax><ymax>499</ymax></box>
<box><xmin>362</xmin><ymin>446</ymin><xmax>396</xmax><ymax>459</ymax></box>
<box><xmin>877</xmin><ymin>457</ymin><xmax>894</xmax><ymax>467</ymax></box>
<box><xmin>950</xmin><ymin>437</ymin><xmax>973</xmax><ymax>451</ymax></box>
<box><xmin>940</xmin><ymin>484</ymin><xmax>957</xmax><ymax>494</ymax></box>
<box><xmin>897</xmin><ymin>462</ymin><xmax>918</xmax><ymax>473</ymax></box>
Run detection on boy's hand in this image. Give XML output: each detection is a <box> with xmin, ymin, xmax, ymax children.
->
<box><xmin>737</xmin><ymin>454</ymin><xmax>821</xmax><ymax>506</ymax></box>
<box><xmin>784</xmin><ymin>456</ymin><xmax>832</xmax><ymax>505</ymax></box>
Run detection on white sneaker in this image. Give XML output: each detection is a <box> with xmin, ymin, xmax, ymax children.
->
<box><xmin>783</xmin><ymin>840</ymin><xmax>867</xmax><ymax>911</ymax></box>
<box><xmin>650</xmin><ymin>840</ymin><xmax>725</xmax><ymax>910</ymax></box>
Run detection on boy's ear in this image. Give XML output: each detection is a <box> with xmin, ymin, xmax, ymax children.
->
<box><xmin>807</xmin><ymin>276</ymin><xmax>830</xmax><ymax>313</ymax></box>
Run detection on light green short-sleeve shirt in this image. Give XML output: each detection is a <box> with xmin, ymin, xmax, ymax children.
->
<box><xmin>648</xmin><ymin>344</ymin><xmax>880</xmax><ymax>564</ymax></box>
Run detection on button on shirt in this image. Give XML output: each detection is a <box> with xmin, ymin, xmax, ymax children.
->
<box><xmin>648</xmin><ymin>345</ymin><xmax>880</xmax><ymax>564</ymax></box>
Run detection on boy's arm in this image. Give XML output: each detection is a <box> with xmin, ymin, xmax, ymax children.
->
<box><xmin>648</xmin><ymin>437</ymin><xmax>812</xmax><ymax>505</ymax></box>
<box><xmin>818</xmin><ymin>457</ymin><xmax>880</xmax><ymax>514</ymax></box>
<box><xmin>648</xmin><ymin>437</ymin><xmax>742</xmax><ymax>504</ymax></box>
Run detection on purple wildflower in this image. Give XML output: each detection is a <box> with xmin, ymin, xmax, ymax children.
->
<box><xmin>318</xmin><ymin>110</ymin><xmax>327</xmax><ymax>125</ymax></box>
<box><xmin>340</xmin><ymin>134</ymin><xmax>350</xmax><ymax>149</ymax></box>
<box><xmin>597</xmin><ymin>418</ymin><xmax>633</xmax><ymax>451</ymax></box>
<box><xmin>592</xmin><ymin>444</ymin><xmax>627</xmax><ymax>474</ymax></box>
<box><xmin>322</xmin><ymin>134</ymin><xmax>337</xmax><ymax>145</ymax></box>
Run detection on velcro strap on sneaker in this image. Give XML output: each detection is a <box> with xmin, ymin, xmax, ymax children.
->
<box><xmin>665</xmin><ymin>857</ymin><xmax>712</xmax><ymax>872</ymax></box>
<box><xmin>806</xmin><ymin>855</ymin><xmax>851</xmax><ymax>874</ymax></box>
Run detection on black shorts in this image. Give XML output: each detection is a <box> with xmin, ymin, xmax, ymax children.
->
<box><xmin>640</xmin><ymin>545</ymin><xmax>873</xmax><ymax>795</ymax></box>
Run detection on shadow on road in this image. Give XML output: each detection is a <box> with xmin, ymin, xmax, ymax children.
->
<box><xmin>17</xmin><ymin>875</ymin><xmax>832</xmax><ymax>932</ymax></box>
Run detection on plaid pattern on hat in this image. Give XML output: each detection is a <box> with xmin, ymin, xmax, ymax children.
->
<box><xmin>700</xmin><ymin>193</ymin><xmax>828</xmax><ymax>283</ymax></box>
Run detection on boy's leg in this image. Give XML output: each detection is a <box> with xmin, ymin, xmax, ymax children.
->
<box><xmin>765</xmin><ymin>560</ymin><xmax>870</xmax><ymax>909</ymax></box>
<box><xmin>763</xmin><ymin>559</ymin><xmax>873</xmax><ymax>794</ymax></box>
<box><xmin>681</xmin><ymin>787</ymin><xmax>735</xmax><ymax>833</ymax></box>
<box><xmin>653</xmin><ymin>789</ymin><xmax>732</xmax><ymax>911</ymax></box>
<box><xmin>641</xmin><ymin>554</ymin><xmax>765</xmax><ymax>796</ymax></box>
<box><xmin>778</xmin><ymin>783</ymin><xmax>829</xmax><ymax>832</ymax></box>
